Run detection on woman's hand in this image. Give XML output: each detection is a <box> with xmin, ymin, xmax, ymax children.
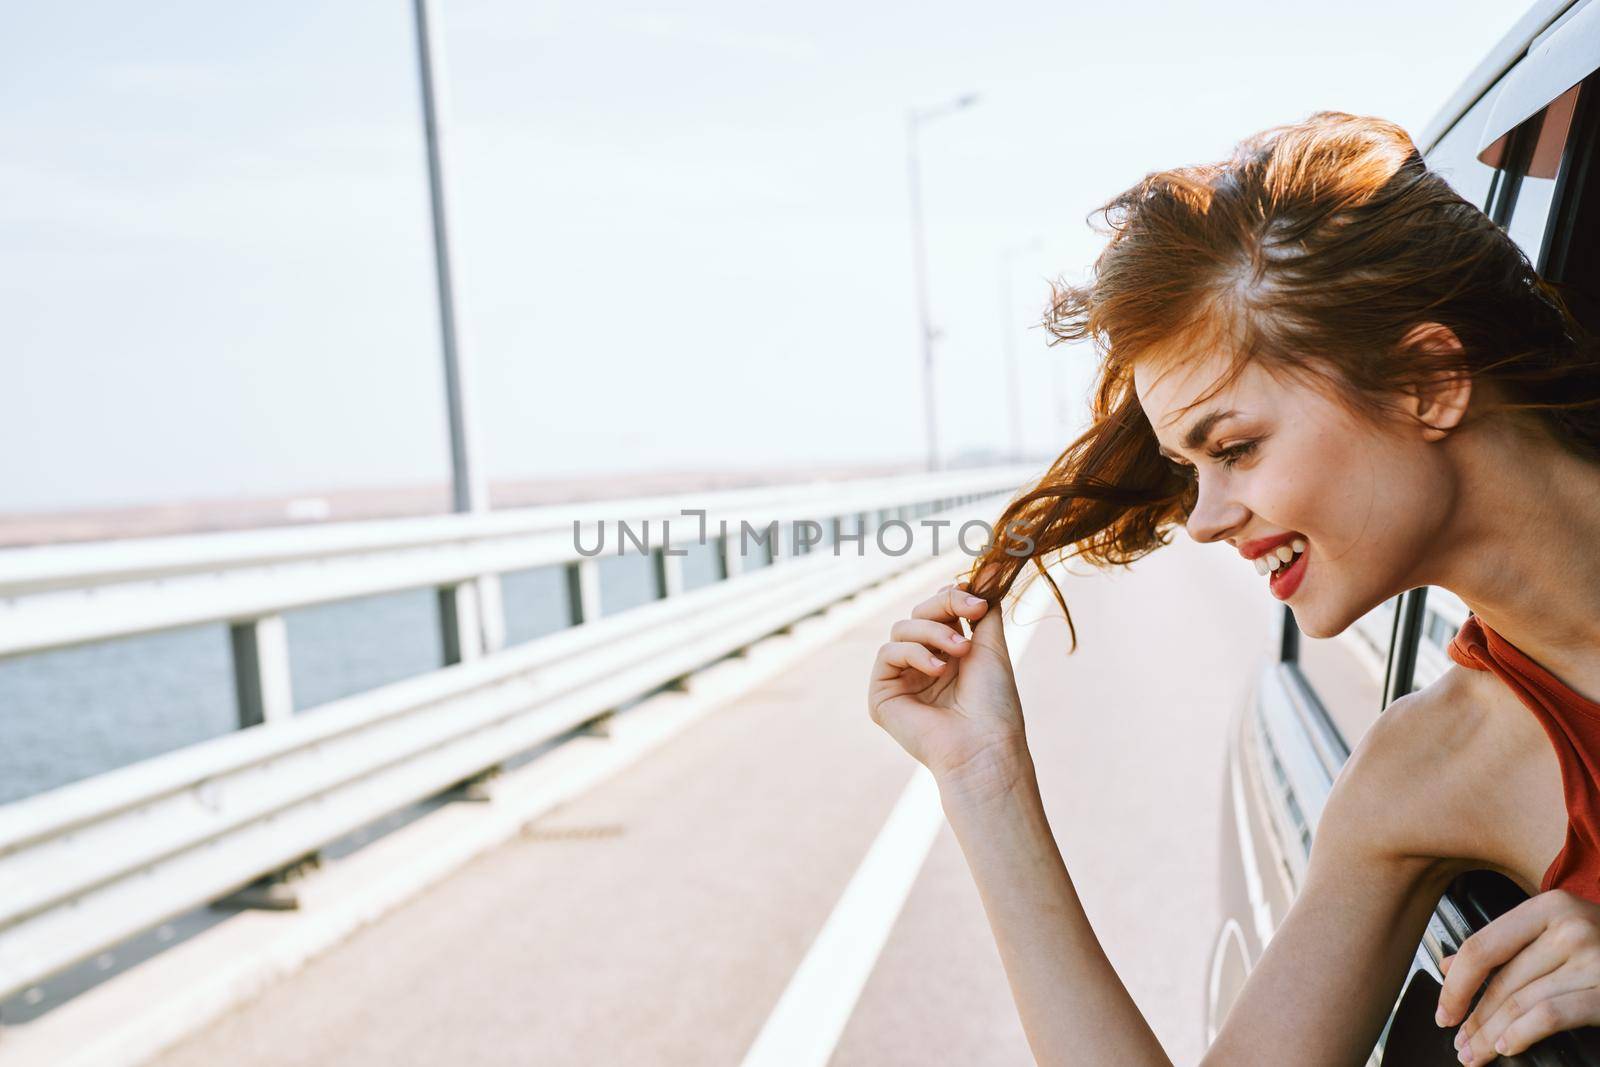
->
<box><xmin>1439</xmin><ymin>887</ymin><xmax>1600</xmax><ymax>1062</ymax></box>
<box><xmin>866</xmin><ymin>580</ymin><xmax>1029</xmax><ymax>801</ymax></box>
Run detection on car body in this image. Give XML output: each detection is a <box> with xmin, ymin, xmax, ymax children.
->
<box><xmin>1206</xmin><ymin>2</ymin><xmax>1600</xmax><ymax>1062</ymax></box>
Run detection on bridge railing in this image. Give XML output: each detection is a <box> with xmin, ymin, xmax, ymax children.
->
<box><xmin>0</xmin><ymin>464</ymin><xmax>1038</xmax><ymax>1004</ymax></box>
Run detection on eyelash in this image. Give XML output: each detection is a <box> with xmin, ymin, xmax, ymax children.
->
<box><xmin>1169</xmin><ymin>440</ymin><xmax>1258</xmax><ymax>475</ymax></box>
<box><xmin>1212</xmin><ymin>440</ymin><xmax>1258</xmax><ymax>469</ymax></box>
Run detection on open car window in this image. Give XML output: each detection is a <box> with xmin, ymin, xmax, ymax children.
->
<box><xmin>1501</xmin><ymin>79</ymin><xmax>1585</xmax><ymax>260</ymax></box>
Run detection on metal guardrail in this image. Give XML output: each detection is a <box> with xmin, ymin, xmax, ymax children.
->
<box><xmin>0</xmin><ymin>466</ymin><xmax>1036</xmax><ymax>1004</ymax></box>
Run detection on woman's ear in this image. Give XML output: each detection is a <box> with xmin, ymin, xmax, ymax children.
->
<box><xmin>1399</xmin><ymin>322</ymin><xmax>1472</xmax><ymax>440</ymax></box>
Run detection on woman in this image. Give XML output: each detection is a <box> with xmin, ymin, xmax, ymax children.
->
<box><xmin>867</xmin><ymin>110</ymin><xmax>1600</xmax><ymax>1065</ymax></box>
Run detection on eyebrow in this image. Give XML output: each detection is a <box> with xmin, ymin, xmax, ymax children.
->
<box><xmin>1156</xmin><ymin>409</ymin><xmax>1242</xmax><ymax>461</ymax></box>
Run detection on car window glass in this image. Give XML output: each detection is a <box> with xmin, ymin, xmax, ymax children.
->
<box><xmin>1509</xmin><ymin>174</ymin><xmax>1561</xmax><ymax>260</ymax></box>
<box><xmin>1426</xmin><ymin>89</ymin><xmax>1501</xmax><ymax>210</ymax></box>
<box><xmin>1505</xmin><ymin>83</ymin><xmax>1584</xmax><ymax>264</ymax></box>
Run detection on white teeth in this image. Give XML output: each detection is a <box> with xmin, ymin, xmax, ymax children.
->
<box><xmin>1251</xmin><ymin>539</ymin><xmax>1307</xmax><ymax>578</ymax></box>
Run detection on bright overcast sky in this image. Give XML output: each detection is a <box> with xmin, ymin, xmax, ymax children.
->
<box><xmin>0</xmin><ymin>0</ymin><xmax>1531</xmax><ymax>512</ymax></box>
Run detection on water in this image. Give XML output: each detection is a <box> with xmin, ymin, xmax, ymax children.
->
<box><xmin>0</xmin><ymin>534</ymin><xmax>739</xmax><ymax>806</ymax></box>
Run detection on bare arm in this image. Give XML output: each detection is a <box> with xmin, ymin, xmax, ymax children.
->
<box><xmin>871</xmin><ymin>585</ymin><xmax>1468</xmax><ymax>1066</ymax></box>
<box><xmin>938</xmin><ymin>747</ymin><xmax>1171</xmax><ymax>1065</ymax></box>
<box><xmin>936</xmin><ymin>703</ymin><xmax>1462</xmax><ymax>1066</ymax></box>
<box><xmin>1194</xmin><ymin>724</ymin><xmax>1459</xmax><ymax>1065</ymax></box>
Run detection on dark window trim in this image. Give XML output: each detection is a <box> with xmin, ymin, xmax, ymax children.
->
<box><xmin>1383</xmin><ymin>589</ymin><xmax>1429</xmax><ymax>706</ymax></box>
<box><xmin>1544</xmin><ymin>75</ymin><xmax>1600</xmax><ymax>283</ymax></box>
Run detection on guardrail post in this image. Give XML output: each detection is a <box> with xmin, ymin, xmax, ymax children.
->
<box><xmin>566</xmin><ymin>558</ymin><xmax>602</xmax><ymax>624</ymax></box>
<box><xmin>438</xmin><ymin>580</ymin><xmax>485</xmax><ymax>665</ymax></box>
<box><xmin>477</xmin><ymin>574</ymin><xmax>506</xmax><ymax>654</ymax></box>
<box><xmin>651</xmin><ymin>544</ymin><xmax>684</xmax><ymax>599</ymax></box>
<box><xmin>229</xmin><ymin>616</ymin><xmax>294</xmax><ymax>728</ymax></box>
<box><xmin>719</xmin><ymin>532</ymin><xmax>743</xmax><ymax>579</ymax></box>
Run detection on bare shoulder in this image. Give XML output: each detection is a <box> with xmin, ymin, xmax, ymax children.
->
<box><xmin>1314</xmin><ymin>665</ymin><xmax>1507</xmax><ymax>870</ymax></box>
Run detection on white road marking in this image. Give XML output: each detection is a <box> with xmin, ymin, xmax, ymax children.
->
<box><xmin>739</xmin><ymin>576</ymin><xmax>1053</xmax><ymax>1067</ymax></box>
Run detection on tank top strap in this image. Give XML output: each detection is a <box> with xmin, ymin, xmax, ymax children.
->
<box><xmin>1449</xmin><ymin>614</ymin><xmax>1600</xmax><ymax>720</ymax></box>
<box><xmin>1447</xmin><ymin>612</ymin><xmax>1600</xmax><ymax>899</ymax></box>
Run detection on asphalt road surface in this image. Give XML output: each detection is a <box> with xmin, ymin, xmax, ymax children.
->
<box><xmin>152</xmin><ymin>535</ymin><xmax>1281</xmax><ymax>1066</ymax></box>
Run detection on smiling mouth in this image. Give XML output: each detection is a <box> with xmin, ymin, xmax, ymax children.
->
<box><xmin>1252</xmin><ymin>537</ymin><xmax>1306</xmax><ymax>577</ymax></box>
<box><xmin>1264</xmin><ymin>543</ymin><xmax>1308</xmax><ymax>599</ymax></box>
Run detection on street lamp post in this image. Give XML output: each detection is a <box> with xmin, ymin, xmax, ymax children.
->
<box><xmin>412</xmin><ymin>0</ymin><xmax>505</xmax><ymax>659</ymax></box>
<box><xmin>999</xmin><ymin>236</ymin><xmax>1044</xmax><ymax>462</ymax></box>
<box><xmin>905</xmin><ymin>92</ymin><xmax>978</xmax><ymax>472</ymax></box>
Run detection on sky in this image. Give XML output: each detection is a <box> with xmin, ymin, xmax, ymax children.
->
<box><xmin>0</xmin><ymin>0</ymin><xmax>1534</xmax><ymax>513</ymax></box>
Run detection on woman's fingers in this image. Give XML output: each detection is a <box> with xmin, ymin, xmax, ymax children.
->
<box><xmin>871</xmin><ymin>639</ymin><xmax>948</xmax><ymax>685</ymax></box>
<box><xmin>1438</xmin><ymin>893</ymin><xmax>1565</xmax><ymax>1025</ymax></box>
<box><xmin>910</xmin><ymin>584</ymin><xmax>989</xmax><ymax>626</ymax></box>
<box><xmin>889</xmin><ymin>617</ymin><xmax>973</xmax><ymax>657</ymax></box>
<box><xmin>1493</xmin><ymin>988</ymin><xmax>1600</xmax><ymax>1058</ymax></box>
<box><xmin>1455</xmin><ymin>928</ymin><xmax>1571</xmax><ymax>1051</ymax></box>
<box><xmin>869</xmin><ymin>582</ymin><xmax>997</xmax><ymax>723</ymax></box>
<box><xmin>1462</xmin><ymin>961</ymin><xmax>1598</xmax><ymax>1061</ymax></box>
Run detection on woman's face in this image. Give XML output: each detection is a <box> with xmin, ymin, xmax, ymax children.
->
<box><xmin>1132</xmin><ymin>347</ymin><xmax>1453</xmax><ymax>639</ymax></box>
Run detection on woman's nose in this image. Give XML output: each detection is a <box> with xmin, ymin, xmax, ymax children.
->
<box><xmin>1184</xmin><ymin>477</ymin><xmax>1246</xmax><ymax>544</ymax></box>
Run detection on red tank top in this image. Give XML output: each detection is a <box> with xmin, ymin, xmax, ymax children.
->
<box><xmin>1447</xmin><ymin>613</ymin><xmax>1600</xmax><ymax>901</ymax></box>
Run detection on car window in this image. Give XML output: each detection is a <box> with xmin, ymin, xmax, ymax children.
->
<box><xmin>1426</xmin><ymin>88</ymin><xmax>1501</xmax><ymax>210</ymax></box>
<box><xmin>1503</xmin><ymin>81</ymin><xmax>1584</xmax><ymax>265</ymax></box>
<box><xmin>1546</xmin><ymin>75</ymin><xmax>1600</xmax><ymax>327</ymax></box>
<box><xmin>1296</xmin><ymin>588</ymin><xmax>1464</xmax><ymax>761</ymax></box>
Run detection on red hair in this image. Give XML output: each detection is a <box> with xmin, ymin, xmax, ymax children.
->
<box><xmin>963</xmin><ymin>111</ymin><xmax>1600</xmax><ymax>650</ymax></box>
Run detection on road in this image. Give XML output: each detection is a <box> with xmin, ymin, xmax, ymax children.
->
<box><xmin>151</xmin><ymin>535</ymin><xmax>1281</xmax><ymax>1066</ymax></box>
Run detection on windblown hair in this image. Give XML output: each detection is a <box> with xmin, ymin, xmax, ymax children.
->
<box><xmin>962</xmin><ymin>110</ymin><xmax>1600</xmax><ymax>649</ymax></box>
